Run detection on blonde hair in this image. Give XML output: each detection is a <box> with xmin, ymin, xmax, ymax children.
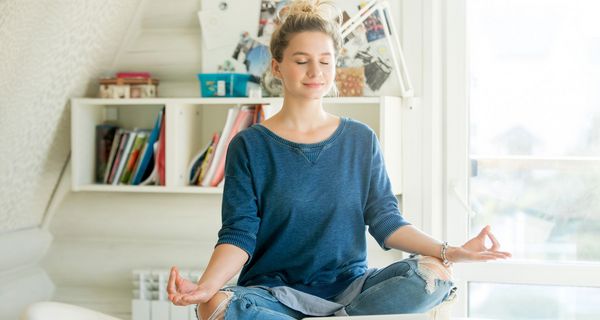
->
<box><xmin>269</xmin><ymin>0</ymin><xmax>343</xmax><ymax>63</ymax></box>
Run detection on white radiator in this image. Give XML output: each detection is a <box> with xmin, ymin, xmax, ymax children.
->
<box><xmin>131</xmin><ymin>269</ymin><xmax>202</xmax><ymax>320</ymax></box>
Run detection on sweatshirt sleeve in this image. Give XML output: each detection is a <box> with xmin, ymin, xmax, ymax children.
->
<box><xmin>364</xmin><ymin>131</ymin><xmax>410</xmax><ymax>250</ymax></box>
<box><xmin>216</xmin><ymin>135</ymin><xmax>260</xmax><ymax>261</ymax></box>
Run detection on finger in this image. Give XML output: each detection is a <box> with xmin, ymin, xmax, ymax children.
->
<box><xmin>181</xmin><ymin>293</ymin><xmax>203</xmax><ymax>305</ymax></box>
<box><xmin>172</xmin><ymin>293</ymin><xmax>193</xmax><ymax>306</ymax></box>
<box><xmin>474</xmin><ymin>255</ymin><xmax>500</xmax><ymax>262</ymax></box>
<box><xmin>477</xmin><ymin>225</ymin><xmax>490</xmax><ymax>241</ymax></box>
<box><xmin>170</xmin><ymin>293</ymin><xmax>183</xmax><ymax>305</ymax></box>
<box><xmin>175</xmin><ymin>269</ymin><xmax>185</xmax><ymax>289</ymax></box>
<box><xmin>494</xmin><ymin>251</ymin><xmax>512</xmax><ymax>258</ymax></box>
<box><xmin>478</xmin><ymin>251</ymin><xmax>510</xmax><ymax>261</ymax></box>
<box><xmin>167</xmin><ymin>266</ymin><xmax>178</xmax><ymax>295</ymax></box>
<box><xmin>487</xmin><ymin>229</ymin><xmax>501</xmax><ymax>251</ymax></box>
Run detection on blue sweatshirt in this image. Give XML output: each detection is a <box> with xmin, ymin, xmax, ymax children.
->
<box><xmin>216</xmin><ymin>117</ymin><xmax>409</xmax><ymax>300</ymax></box>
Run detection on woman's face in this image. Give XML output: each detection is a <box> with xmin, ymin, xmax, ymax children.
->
<box><xmin>272</xmin><ymin>31</ymin><xmax>336</xmax><ymax>100</ymax></box>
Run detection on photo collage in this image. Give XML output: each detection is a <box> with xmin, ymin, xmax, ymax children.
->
<box><xmin>226</xmin><ymin>0</ymin><xmax>397</xmax><ymax>97</ymax></box>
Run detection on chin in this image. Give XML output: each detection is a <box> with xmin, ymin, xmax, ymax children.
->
<box><xmin>303</xmin><ymin>88</ymin><xmax>332</xmax><ymax>99</ymax></box>
<box><xmin>287</xmin><ymin>91</ymin><xmax>326</xmax><ymax>100</ymax></box>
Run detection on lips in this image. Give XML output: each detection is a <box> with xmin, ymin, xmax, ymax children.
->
<box><xmin>303</xmin><ymin>83</ymin><xmax>324</xmax><ymax>88</ymax></box>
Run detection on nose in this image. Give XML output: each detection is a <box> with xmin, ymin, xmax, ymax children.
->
<box><xmin>307</xmin><ymin>61</ymin><xmax>322</xmax><ymax>78</ymax></box>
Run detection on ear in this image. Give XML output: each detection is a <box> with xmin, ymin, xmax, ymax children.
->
<box><xmin>271</xmin><ymin>59</ymin><xmax>282</xmax><ymax>79</ymax></box>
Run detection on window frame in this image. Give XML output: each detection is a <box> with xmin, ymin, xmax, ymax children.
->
<box><xmin>441</xmin><ymin>0</ymin><xmax>600</xmax><ymax>316</ymax></box>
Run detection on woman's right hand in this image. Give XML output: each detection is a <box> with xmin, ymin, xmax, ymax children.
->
<box><xmin>167</xmin><ymin>266</ymin><xmax>215</xmax><ymax>306</ymax></box>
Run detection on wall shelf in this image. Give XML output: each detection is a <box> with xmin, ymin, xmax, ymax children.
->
<box><xmin>71</xmin><ymin>96</ymin><xmax>403</xmax><ymax>194</ymax></box>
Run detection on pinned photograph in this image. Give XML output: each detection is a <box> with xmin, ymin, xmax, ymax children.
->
<box><xmin>363</xmin><ymin>10</ymin><xmax>386</xmax><ymax>42</ymax></box>
<box><xmin>232</xmin><ymin>32</ymin><xmax>271</xmax><ymax>78</ymax></box>
<box><xmin>336</xmin><ymin>67</ymin><xmax>365</xmax><ymax>97</ymax></box>
<box><xmin>355</xmin><ymin>46</ymin><xmax>392</xmax><ymax>92</ymax></box>
<box><xmin>257</xmin><ymin>0</ymin><xmax>289</xmax><ymax>45</ymax></box>
<box><xmin>246</xmin><ymin>44</ymin><xmax>271</xmax><ymax>78</ymax></box>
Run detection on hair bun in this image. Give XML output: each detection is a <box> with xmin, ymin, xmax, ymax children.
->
<box><xmin>288</xmin><ymin>0</ymin><xmax>318</xmax><ymax>15</ymax></box>
<box><xmin>278</xmin><ymin>0</ymin><xmax>341</xmax><ymax>26</ymax></box>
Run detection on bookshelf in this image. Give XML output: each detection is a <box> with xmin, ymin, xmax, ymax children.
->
<box><xmin>71</xmin><ymin>96</ymin><xmax>403</xmax><ymax>194</ymax></box>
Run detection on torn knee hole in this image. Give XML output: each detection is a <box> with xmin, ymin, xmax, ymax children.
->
<box><xmin>198</xmin><ymin>291</ymin><xmax>233</xmax><ymax>320</ymax></box>
<box><xmin>416</xmin><ymin>256</ymin><xmax>453</xmax><ymax>294</ymax></box>
<box><xmin>418</xmin><ymin>256</ymin><xmax>452</xmax><ymax>280</ymax></box>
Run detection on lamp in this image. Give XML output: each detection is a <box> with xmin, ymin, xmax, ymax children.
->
<box><xmin>340</xmin><ymin>0</ymin><xmax>413</xmax><ymax>97</ymax></box>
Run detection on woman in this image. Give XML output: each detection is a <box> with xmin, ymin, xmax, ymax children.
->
<box><xmin>168</xmin><ymin>1</ymin><xmax>511</xmax><ymax>319</ymax></box>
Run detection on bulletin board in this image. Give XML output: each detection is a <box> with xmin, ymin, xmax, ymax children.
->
<box><xmin>198</xmin><ymin>0</ymin><xmax>405</xmax><ymax>97</ymax></box>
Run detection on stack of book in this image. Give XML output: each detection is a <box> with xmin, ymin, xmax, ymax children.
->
<box><xmin>187</xmin><ymin>104</ymin><xmax>264</xmax><ymax>187</ymax></box>
<box><xmin>95</xmin><ymin>108</ymin><xmax>166</xmax><ymax>186</ymax></box>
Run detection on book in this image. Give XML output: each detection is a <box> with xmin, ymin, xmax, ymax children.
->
<box><xmin>108</xmin><ymin>131</ymin><xmax>129</xmax><ymax>184</ymax></box>
<box><xmin>103</xmin><ymin>128</ymin><xmax>124</xmax><ymax>184</ymax></box>
<box><xmin>156</xmin><ymin>110</ymin><xmax>166</xmax><ymax>186</ymax></box>
<box><xmin>209</xmin><ymin>106</ymin><xmax>254</xmax><ymax>187</ymax></box>
<box><xmin>96</xmin><ymin>124</ymin><xmax>118</xmax><ymax>183</ymax></box>
<box><xmin>139</xmin><ymin>142</ymin><xmax>159</xmax><ymax>186</ymax></box>
<box><xmin>121</xmin><ymin>132</ymin><xmax>148</xmax><ymax>184</ymax></box>
<box><xmin>131</xmin><ymin>108</ymin><xmax>163</xmax><ymax>185</ymax></box>
<box><xmin>112</xmin><ymin>131</ymin><xmax>137</xmax><ymax>185</ymax></box>
<box><xmin>197</xmin><ymin>133</ymin><xmax>220</xmax><ymax>185</ymax></box>
<box><xmin>200</xmin><ymin>107</ymin><xmax>240</xmax><ymax>186</ymax></box>
<box><xmin>129</xmin><ymin>136</ymin><xmax>149</xmax><ymax>184</ymax></box>
<box><xmin>187</xmin><ymin>137</ymin><xmax>214</xmax><ymax>185</ymax></box>
<box><xmin>252</xmin><ymin>104</ymin><xmax>265</xmax><ymax>124</ymax></box>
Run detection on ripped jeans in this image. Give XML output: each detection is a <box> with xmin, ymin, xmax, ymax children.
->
<box><xmin>197</xmin><ymin>256</ymin><xmax>456</xmax><ymax>319</ymax></box>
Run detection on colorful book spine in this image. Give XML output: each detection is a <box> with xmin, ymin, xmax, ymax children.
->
<box><xmin>108</xmin><ymin>131</ymin><xmax>129</xmax><ymax>184</ymax></box>
<box><xmin>201</xmin><ymin>107</ymin><xmax>239</xmax><ymax>186</ymax></box>
<box><xmin>156</xmin><ymin>111</ymin><xmax>167</xmax><ymax>186</ymax></box>
<box><xmin>197</xmin><ymin>133</ymin><xmax>220</xmax><ymax>185</ymax></box>
<box><xmin>132</xmin><ymin>108</ymin><xmax>164</xmax><ymax>185</ymax></box>
<box><xmin>96</xmin><ymin>125</ymin><xmax>119</xmax><ymax>183</ymax></box>
<box><xmin>209</xmin><ymin>107</ymin><xmax>254</xmax><ymax>187</ymax></box>
<box><xmin>130</xmin><ymin>138</ymin><xmax>149</xmax><ymax>184</ymax></box>
<box><xmin>121</xmin><ymin>132</ymin><xmax>148</xmax><ymax>184</ymax></box>
<box><xmin>112</xmin><ymin>131</ymin><xmax>137</xmax><ymax>185</ymax></box>
<box><xmin>104</xmin><ymin>129</ymin><xmax>124</xmax><ymax>184</ymax></box>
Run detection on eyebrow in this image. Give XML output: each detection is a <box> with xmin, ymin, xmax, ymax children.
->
<box><xmin>291</xmin><ymin>52</ymin><xmax>332</xmax><ymax>57</ymax></box>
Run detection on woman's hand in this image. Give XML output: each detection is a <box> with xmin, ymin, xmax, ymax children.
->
<box><xmin>447</xmin><ymin>225</ymin><xmax>512</xmax><ymax>263</ymax></box>
<box><xmin>167</xmin><ymin>266</ymin><xmax>215</xmax><ymax>306</ymax></box>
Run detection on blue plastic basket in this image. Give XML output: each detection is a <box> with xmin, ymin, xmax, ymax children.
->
<box><xmin>197</xmin><ymin>73</ymin><xmax>250</xmax><ymax>97</ymax></box>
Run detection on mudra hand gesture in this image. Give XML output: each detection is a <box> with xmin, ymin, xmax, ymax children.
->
<box><xmin>448</xmin><ymin>225</ymin><xmax>512</xmax><ymax>263</ymax></box>
<box><xmin>167</xmin><ymin>267</ymin><xmax>214</xmax><ymax>306</ymax></box>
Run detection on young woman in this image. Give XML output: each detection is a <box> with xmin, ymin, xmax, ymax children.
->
<box><xmin>168</xmin><ymin>1</ymin><xmax>511</xmax><ymax>319</ymax></box>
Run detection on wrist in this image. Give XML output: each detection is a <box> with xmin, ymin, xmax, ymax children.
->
<box><xmin>196</xmin><ymin>280</ymin><xmax>220</xmax><ymax>296</ymax></box>
<box><xmin>440</xmin><ymin>242</ymin><xmax>455</xmax><ymax>266</ymax></box>
<box><xmin>445</xmin><ymin>245</ymin><xmax>460</xmax><ymax>265</ymax></box>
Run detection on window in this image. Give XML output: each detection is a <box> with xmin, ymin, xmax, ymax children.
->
<box><xmin>445</xmin><ymin>0</ymin><xmax>600</xmax><ymax>318</ymax></box>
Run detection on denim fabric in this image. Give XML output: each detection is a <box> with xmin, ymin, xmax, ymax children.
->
<box><xmin>219</xmin><ymin>286</ymin><xmax>307</xmax><ymax>320</ymax></box>
<box><xmin>202</xmin><ymin>257</ymin><xmax>456</xmax><ymax>320</ymax></box>
<box><xmin>344</xmin><ymin>257</ymin><xmax>456</xmax><ymax>315</ymax></box>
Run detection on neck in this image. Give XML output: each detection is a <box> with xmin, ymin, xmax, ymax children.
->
<box><xmin>277</xmin><ymin>95</ymin><xmax>329</xmax><ymax>131</ymax></box>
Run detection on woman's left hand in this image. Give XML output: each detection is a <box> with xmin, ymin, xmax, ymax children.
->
<box><xmin>447</xmin><ymin>225</ymin><xmax>512</xmax><ymax>263</ymax></box>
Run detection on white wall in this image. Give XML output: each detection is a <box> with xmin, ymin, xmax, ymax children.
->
<box><xmin>0</xmin><ymin>0</ymin><xmax>142</xmax><ymax>318</ymax></box>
